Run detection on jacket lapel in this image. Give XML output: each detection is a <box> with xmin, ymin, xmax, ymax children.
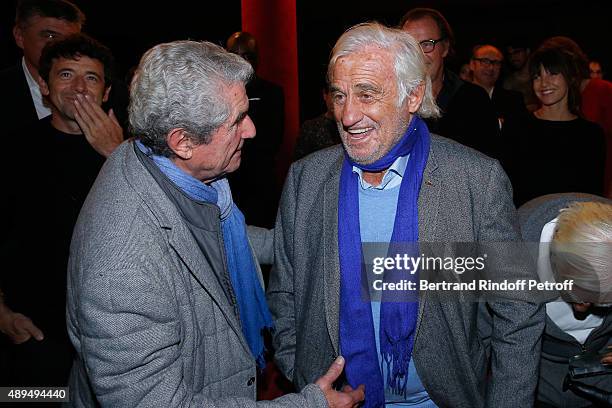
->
<box><xmin>415</xmin><ymin>145</ymin><xmax>441</xmax><ymax>337</ymax></box>
<box><xmin>323</xmin><ymin>156</ymin><xmax>343</xmax><ymax>354</ymax></box>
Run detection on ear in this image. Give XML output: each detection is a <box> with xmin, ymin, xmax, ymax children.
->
<box><xmin>102</xmin><ymin>85</ymin><xmax>112</xmax><ymax>103</ymax></box>
<box><xmin>441</xmin><ymin>40</ymin><xmax>450</xmax><ymax>59</ymax></box>
<box><xmin>166</xmin><ymin>128</ymin><xmax>193</xmax><ymax>160</ymax></box>
<box><xmin>37</xmin><ymin>75</ymin><xmax>50</xmax><ymax>97</ymax></box>
<box><xmin>13</xmin><ymin>25</ymin><xmax>25</xmax><ymax>50</ymax></box>
<box><xmin>406</xmin><ymin>83</ymin><xmax>425</xmax><ymax>114</ymax></box>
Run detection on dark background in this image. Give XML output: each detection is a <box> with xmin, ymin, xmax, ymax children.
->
<box><xmin>2</xmin><ymin>0</ymin><xmax>611</xmax><ymax>127</ymax></box>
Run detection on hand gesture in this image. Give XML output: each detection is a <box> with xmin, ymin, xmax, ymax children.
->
<box><xmin>315</xmin><ymin>356</ymin><xmax>365</xmax><ymax>408</ymax></box>
<box><xmin>0</xmin><ymin>309</ymin><xmax>44</xmax><ymax>344</ymax></box>
<box><xmin>74</xmin><ymin>93</ymin><xmax>123</xmax><ymax>158</ymax></box>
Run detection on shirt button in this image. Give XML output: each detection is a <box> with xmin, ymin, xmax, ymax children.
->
<box><xmin>247</xmin><ymin>376</ymin><xmax>255</xmax><ymax>386</ymax></box>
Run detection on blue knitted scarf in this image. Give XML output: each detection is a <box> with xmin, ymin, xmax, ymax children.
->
<box><xmin>136</xmin><ymin>141</ymin><xmax>273</xmax><ymax>368</ymax></box>
<box><xmin>338</xmin><ymin>116</ymin><xmax>430</xmax><ymax>407</ymax></box>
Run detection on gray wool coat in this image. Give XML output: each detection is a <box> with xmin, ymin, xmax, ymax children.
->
<box><xmin>267</xmin><ymin>135</ymin><xmax>545</xmax><ymax>408</ymax></box>
<box><xmin>65</xmin><ymin>141</ymin><xmax>327</xmax><ymax>407</ymax></box>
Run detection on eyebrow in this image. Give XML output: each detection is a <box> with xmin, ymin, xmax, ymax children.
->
<box><xmin>39</xmin><ymin>29</ymin><xmax>61</xmax><ymax>37</ymax></box>
<box><xmin>354</xmin><ymin>83</ymin><xmax>382</xmax><ymax>93</ymax></box>
<box><xmin>232</xmin><ymin>110</ymin><xmax>248</xmax><ymax>126</ymax></box>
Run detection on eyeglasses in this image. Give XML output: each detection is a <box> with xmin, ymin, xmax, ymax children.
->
<box><xmin>418</xmin><ymin>38</ymin><xmax>445</xmax><ymax>54</ymax></box>
<box><xmin>472</xmin><ymin>57</ymin><xmax>503</xmax><ymax>67</ymax></box>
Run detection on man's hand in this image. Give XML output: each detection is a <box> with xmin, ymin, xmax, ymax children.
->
<box><xmin>74</xmin><ymin>93</ymin><xmax>123</xmax><ymax>158</ymax></box>
<box><xmin>0</xmin><ymin>307</ymin><xmax>44</xmax><ymax>344</ymax></box>
<box><xmin>315</xmin><ymin>356</ymin><xmax>365</xmax><ymax>408</ymax></box>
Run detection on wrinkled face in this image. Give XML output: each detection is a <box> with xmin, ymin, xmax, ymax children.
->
<box><xmin>39</xmin><ymin>56</ymin><xmax>110</xmax><ymax>122</ymax></box>
<box><xmin>589</xmin><ymin>61</ymin><xmax>603</xmax><ymax>79</ymax></box>
<box><xmin>184</xmin><ymin>83</ymin><xmax>256</xmax><ymax>182</ymax></box>
<box><xmin>329</xmin><ymin>47</ymin><xmax>413</xmax><ymax>165</ymax></box>
<box><xmin>532</xmin><ymin>65</ymin><xmax>569</xmax><ymax>109</ymax></box>
<box><xmin>470</xmin><ymin>46</ymin><xmax>503</xmax><ymax>89</ymax></box>
<box><xmin>402</xmin><ymin>17</ymin><xmax>448</xmax><ymax>84</ymax></box>
<box><xmin>13</xmin><ymin>16</ymin><xmax>81</xmax><ymax>71</ymax></box>
<box><xmin>506</xmin><ymin>47</ymin><xmax>528</xmax><ymax>70</ymax></box>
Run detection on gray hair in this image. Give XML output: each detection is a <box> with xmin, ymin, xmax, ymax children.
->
<box><xmin>129</xmin><ymin>40</ymin><xmax>253</xmax><ymax>157</ymax></box>
<box><xmin>550</xmin><ymin>201</ymin><xmax>612</xmax><ymax>303</ymax></box>
<box><xmin>328</xmin><ymin>22</ymin><xmax>440</xmax><ymax>118</ymax></box>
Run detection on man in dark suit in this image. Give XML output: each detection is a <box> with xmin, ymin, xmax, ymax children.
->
<box><xmin>400</xmin><ymin>8</ymin><xmax>502</xmax><ymax>160</ymax></box>
<box><xmin>268</xmin><ymin>22</ymin><xmax>544</xmax><ymax>407</ymax></box>
<box><xmin>470</xmin><ymin>44</ymin><xmax>528</xmax><ymax>129</ymax></box>
<box><xmin>226</xmin><ymin>31</ymin><xmax>285</xmax><ymax>228</ymax></box>
<box><xmin>1</xmin><ymin>0</ymin><xmax>129</xmax><ymax>136</ymax></box>
<box><xmin>0</xmin><ymin>33</ymin><xmax>122</xmax><ymax>389</ymax></box>
<box><xmin>1</xmin><ymin>0</ymin><xmax>83</xmax><ymax>135</ymax></box>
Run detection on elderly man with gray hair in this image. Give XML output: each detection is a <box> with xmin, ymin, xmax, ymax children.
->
<box><xmin>268</xmin><ymin>22</ymin><xmax>544</xmax><ymax>407</ymax></box>
<box><xmin>65</xmin><ymin>40</ymin><xmax>364</xmax><ymax>407</ymax></box>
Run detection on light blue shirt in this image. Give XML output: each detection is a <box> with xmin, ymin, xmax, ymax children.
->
<box><xmin>356</xmin><ymin>155</ymin><xmax>437</xmax><ymax>407</ymax></box>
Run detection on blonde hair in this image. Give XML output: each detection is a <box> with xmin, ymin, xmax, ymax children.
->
<box><xmin>550</xmin><ymin>202</ymin><xmax>612</xmax><ymax>303</ymax></box>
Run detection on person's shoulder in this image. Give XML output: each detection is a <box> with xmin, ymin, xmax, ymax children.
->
<box><xmin>0</xmin><ymin>63</ymin><xmax>21</xmax><ymax>79</ymax></box>
<box><xmin>430</xmin><ymin>133</ymin><xmax>497</xmax><ymax>165</ymax></box>
<box><xmin>456</xmin><ymin>80</ymin><xmax>491</xmax><ymax>102</ymax></box>
<box><xmin>294</xmin><ymin>143</ymin><xmax>343</xmax><ymax>167</ymax></box>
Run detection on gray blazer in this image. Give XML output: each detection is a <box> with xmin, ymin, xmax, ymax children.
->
<box><xmin>66</xmin><ymin>141</ymin><xmax>327</xmax><ymax>407</ymax></box>
<box><xmin>268</xmin><ymin>136</ymin><xmax>545</xmax><ymax>408</ymax></box>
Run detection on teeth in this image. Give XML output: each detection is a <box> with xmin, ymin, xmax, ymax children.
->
<box><xmin>348</xmin><ymin>128</ymin><xmax>372</xmax><ymax>135</ymax></box>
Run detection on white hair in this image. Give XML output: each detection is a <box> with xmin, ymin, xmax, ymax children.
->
<box><xmin>550</xmin><ymin>201</ymin><xmax>612</xmax><ymax>303</ymax></box>
<box><xmin>129</xmin><ymin>40</ymin><xmax>253</xmax><ymax>157</ymax></box>
<box><xmin>328</xmin><ymin>22</ymin><xmax>440</xmax><ymax>118</ymax></box>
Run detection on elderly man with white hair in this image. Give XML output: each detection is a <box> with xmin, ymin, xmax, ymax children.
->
<box><xmin>268</xmin><ymin>22</ymin><xmax>544</xmax><ymax>408</ymax></box>
<box><xmin>518</xmin><ymin>193</ymin><xmax>612</xmax><ymax>407</ymax></box>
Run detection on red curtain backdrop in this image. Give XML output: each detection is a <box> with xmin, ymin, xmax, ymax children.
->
<box><xmin>241</xmin><ymin>0</ymin><xmax>299</xmax><ymax>184</ymax></box>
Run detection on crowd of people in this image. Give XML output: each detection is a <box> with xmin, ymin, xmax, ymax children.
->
<box><xmin>1</xmin><ymin>1</ymin><xmax>611</xmax><ymax>407</ymax></box>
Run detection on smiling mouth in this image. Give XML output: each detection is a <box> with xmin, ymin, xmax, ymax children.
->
<box><xmin>346</xmin><ymin>127</ymin><xmax>374</xmax><ymax>139</ymax></box>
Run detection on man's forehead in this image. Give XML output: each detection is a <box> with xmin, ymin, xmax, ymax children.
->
<box><xmin>475</xmin><ymin>46</ymin><xmax>503</xmax><ymax>60</ymax></box>
<box><xmin>52</xmin><ymin>55</ymin><xmax>103</xmax><ymax>72</ymax></box>
<box><xmin>402</xmin><ymin>17</ymin><xmax>441</xmax><ymax>39</ymax></box>
<box><xmin>27</xmin><ymin>15</ymin><xmax>80</xmax><ymax>31</ymax></box>
<box><xmin>333</xmin><ymin>48</ymin><xmax>394</xmax><ymax>76</ymax></box>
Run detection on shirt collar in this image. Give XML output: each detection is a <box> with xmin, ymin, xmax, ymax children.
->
<box><xmin>352</xmin><ymin>154</ymin><xmax>409</xmax><ymax>190</ymax></box>
<box><xmin>22</xmin><ymin>57</ymin><xmax>51</xmax><ymax>119</ymax></box>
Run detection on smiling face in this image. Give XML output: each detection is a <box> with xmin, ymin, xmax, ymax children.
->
<box><xmin>532</xmin><ymin>65</ymin><xmax>569</xmax><ymax>109</ymax></box>
<box><xmin>329</xmin><ymin>47</ymin><xmax>414</xmax><ymax>165</ymax></box>
<box><xmin>39</xmin><ymin>55</ymin><xmax>110</xmax><ymax>130</ymax></box>
<box><xmin>14</xmin><ymin>15</ymin><xmax>81</xmax><ymax>73</ymax></box>
<box><xmin>470</xmin><ymin>45</ymin><xmax>503</xmax><ymax>91</ymax></box>
<box><xmin>175</xmin><ymin>82</ymin><xmax>256</xmax><ymax>183</ymax></box>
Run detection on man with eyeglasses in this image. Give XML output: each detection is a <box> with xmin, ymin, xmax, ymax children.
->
<box><xmin>470</xmin><ymin>44</ymin><xmax>527</xmax><ymax>130</ymax></box>
<box><xmin>400</xmin><ymin>8</ymin><xmax>501</xmax><ymax>160</ymax></box>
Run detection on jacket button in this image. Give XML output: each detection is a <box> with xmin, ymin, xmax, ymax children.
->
<box><xmin>247</xmin><ymin>376</ymin><xmax>255</xmax><ymax>386</ymax></box>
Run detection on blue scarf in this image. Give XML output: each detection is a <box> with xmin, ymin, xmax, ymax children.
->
<box><xmin>338</xmin><ymin>116</ymin><xmax>430</xmax><ymax>407</ymax></box>
<box><xmin>136</xmin><ymin>141</ymin><xmax>273</xmax><ymax>368</ymax></box>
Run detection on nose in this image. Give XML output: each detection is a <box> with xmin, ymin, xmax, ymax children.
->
<box><xmin>242</xmin><ymin>115</ymin><xmax>256</xmax><ymax>139</ymax></box>
<box><xmin>72</xmin><ymin>75</ymin><xmax>87</xmax><ymax>93</ymax></box>
<box><xmin>340</xmin><ymin>96</ymin><xmax>363</xmax><ymax>128</ymax></box>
